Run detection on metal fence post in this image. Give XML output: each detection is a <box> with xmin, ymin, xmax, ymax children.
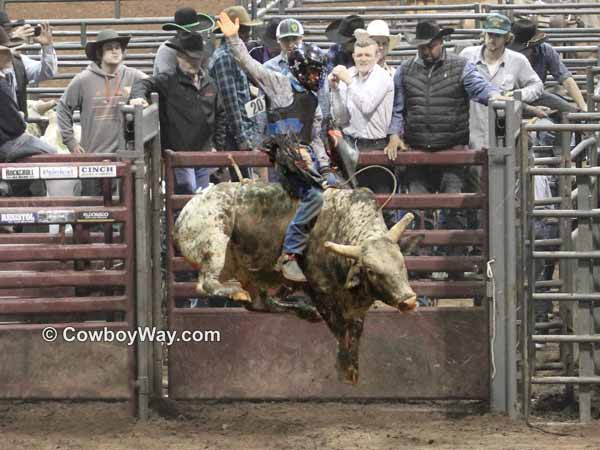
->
<box><xmin>115</xmin><ymin>0</ymin><xmax>121</xmax><ymax>19</ymax></box>
<box><xmin>488</xmin><ymin>100</ymin><xmax>519</xmax><ymax>419</ymax></box>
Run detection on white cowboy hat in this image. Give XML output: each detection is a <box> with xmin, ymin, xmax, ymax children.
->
<box><xmin>367</xmin><ymin>20</ymin><xmax>402</xmax><ymax>49</ymax></box>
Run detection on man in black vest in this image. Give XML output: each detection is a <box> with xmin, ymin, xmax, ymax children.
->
<box><xmin>384</xmin><ymin>21</ymin><xmax>506</xmax><ymax>260</ymax></box>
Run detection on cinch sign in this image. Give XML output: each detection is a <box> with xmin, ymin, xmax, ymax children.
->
<box><xmin>78</xmin><ymin>165</ymin><xmax>117</xmax><ymax>178</ymax></box>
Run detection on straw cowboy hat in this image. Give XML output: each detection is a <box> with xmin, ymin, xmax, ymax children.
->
<box><xmin>367</xmin><ymin>19</ymin><xmax>402</xmax><ymax>49</ymax></box>
<box><xmin>214</xmin><ymin>5</ymin><xmax>262</xmax><ymax>32</ymax></box>
<box><xmin>85</xmin><ymin>29</ymin><xmax>130</xmax><ymax>61</ymax></box>
<box><xmin>162</xmin><ymin>7</ymin><xmax>215</xmax><ymax>33</ymax></box>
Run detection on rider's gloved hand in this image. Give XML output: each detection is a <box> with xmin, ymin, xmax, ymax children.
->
<box><xmin>320</xmin><ymin>167</ymin><xmax>338</xmax><ymax>189</ymax></box>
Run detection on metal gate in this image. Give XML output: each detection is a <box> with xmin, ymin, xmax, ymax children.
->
<box><xmin>0</xmin><ymin>155</ymin><xmax>136</xmax><ymax>408</ymax></box>
<box><xmin>164</xmin><ymin>149</ymin><xmax>490</xmax><ymax>400</ymax></box>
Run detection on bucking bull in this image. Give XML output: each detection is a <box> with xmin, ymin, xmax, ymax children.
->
<box><xmin>174</xmin><ymin>178</ymin><xmax>421</xmax><ymax>384</ymax></box>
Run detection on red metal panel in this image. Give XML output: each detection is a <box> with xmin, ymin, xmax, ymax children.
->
<box><xmin>0</xmin><ymin>323</ymin><xmax>130</xmax><ymax>399</ymax></box>
<box><xmin>0</xmin><ymin>296</ymin><xmax>128</xmax><ymax>314</ymax></box>
<box><xmin>0</xmin><ymin>244</ymin><xmax>127</xmax><ymax>261</ymax></box>
<box><xmin>168</xmin><ymin>308</ymin><xmax>489</xmax><ymax>399</ymax></box>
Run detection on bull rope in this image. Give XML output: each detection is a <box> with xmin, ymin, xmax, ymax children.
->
<box><xmin>339</xmin><ymin>165</ymin><xmax>398</xmax><ymax>211</ymax></box>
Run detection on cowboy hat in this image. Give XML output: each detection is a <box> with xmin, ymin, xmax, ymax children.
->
<box><xmin>260</xmin><ymin>18</ymin><xmax>281</xmax><ymax>48</ymax></box>
<box><xmin>162</xmin><ymin>7</ymin><xmax>215</xmax><ymax>33</ymax></box>
<box><xmin>406</xmin><ymin>20</ymin><xmax>453</xmax><ymax>47</ymax></box>
<box><xmin>0</xmin><ymin>26</ymin><xmax>24</xmax><ymax>48</ymax></box>
<box><xmin>85</xmin><ymin>29</ymin><xmax>130</xmax><ymax>61</ymax></box>
<box><xmin>508</xmin><ymin>18</ymin><xmax>546</xmax><ymax>52</ymax></box>
<box><xmin>325</xmin><ymin>15</ymin><xmax>365</xmax><ymax>44</ymax></box>
<box><xmin>0</xmin><ymin>11</ymin><xmax>25</xmax><ymax>29</ymax></box>
<box><xmin>214</xmin><ymin>6</ymin><xmax>262</xmax><ymax>32</ymax></box>
<box><xmin>366</xmin><ymin>19</ymin><xmax>402</xmax><ymax>49</ymax></box>
<box><xmin>166</xmin><ymin>32</ymin><xmax>204</xmax><ymax>59</ymax></box>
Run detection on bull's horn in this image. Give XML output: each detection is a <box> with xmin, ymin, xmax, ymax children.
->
<box><xmin>386</xmin><ymin>212</ymin><xmax>415</xmax><ymax>243</ymax></box>
<box><xmin>324</xmin><ymin>241</ymin><xmax>361</xmax><ymax>260</ymax></box>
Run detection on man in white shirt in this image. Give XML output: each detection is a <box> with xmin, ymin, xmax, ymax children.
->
<box><xmin>329</xmin><ymin>31</ymin><xmax>394</xmax><ymax>193</ymax></box>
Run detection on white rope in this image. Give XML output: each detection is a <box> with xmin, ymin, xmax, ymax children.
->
<box><xmin>487</xmin><ymin>258</ymin><xmax>497</xmax><ymax>380</ymax></box>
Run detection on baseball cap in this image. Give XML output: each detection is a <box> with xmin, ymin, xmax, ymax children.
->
<box><xmin>482</xmin><ymin>13</ymin><xmax>511</xmax><ymax>35</ymax></box>
<box><xmin>276</xmin><ymin>18</ymin><xmax>304</xmax><ymax>40</ymax></box>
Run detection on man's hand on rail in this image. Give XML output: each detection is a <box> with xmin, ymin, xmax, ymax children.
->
<box><xmin>72</xmin><ymin>144</ymin><xmax>85</xmax><ymax>154</ymax></box>
<box><xmin>129</xmin><ymin>98</ymin><xmax>149</xmax><ymax>108</ymax></box>
<box><xmin>384</xmin><ymin>134</ymin><xmax>408</xmax><ymax>161</ymax></box>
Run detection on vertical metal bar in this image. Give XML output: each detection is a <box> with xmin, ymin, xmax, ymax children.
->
<box><xmin>279</xmin><ymin>0</ymin><xmax>287</xmax><ymax>14</ymax></box>
<box><xmin>80</xmin><ymin>23</ymin><xmax>87</xmax><ymax>48</ymax></box>
<box><xmin>520</xmin><ymin>121</ymin><xmax>531</xmax><ymax>420</ymax></box>
<box><xmin>250</xmin><ymin>0</ymin><xmax>257</xmax><ymax>19</ymax></box>
<box><xmin>149</xmin><ymin>93</ymin><xmax>164</xmax><ymax>400</ymax></box>
<box><xmin>504</xmin><ymin>99</ymin><xmax>519</xmax><ymax>420</ymax></box>
<box><xmin>575</xmin><ymin>135</ymin><xmax>594</xmax><ymax>423</ymax></box>
<box><xmin>132</xmin><ymin>104</ymin><xmax>149</xmax><ymax>421</ymax></box>
<box><xmin>586</xmin><ymin>67</ymin><xmax>594</xmax><ymax>113</ymax></box>
<box><xmin>559</xmin><ymin>115</ymin><xmax>575</xmax><ymax>405</ymax></box>
<box><xmin>488</xmin><ymin>100</ymin><xmax>518</xmax><ymax>417</ymax></box>
<box><xmin>120</xmin><ymin>162</ymin><xmax>136</xmax><ymax>417</ymax></box>
<box><xmin>115</xmin><ymin>0</ymin><xmax>121</xmax><ymax>19</ymax></box>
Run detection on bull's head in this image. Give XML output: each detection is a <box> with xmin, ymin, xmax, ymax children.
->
<box><xmin>324</xmin><ymin>213</ymin><xmax>421</xmax><ymax>312</ymax></box>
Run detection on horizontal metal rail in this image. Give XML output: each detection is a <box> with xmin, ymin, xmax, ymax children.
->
<box><xmin>532</xmin><ymin>251</ymin><xmax>600</xmax><ymax>259</ymax></box>
<box><xmin>531</xmin><ymin>209</ymin><xmax>600</xmax><ymax>218</ymax></box>
<box><xmin>532</xmin><ymin>293</ymin><xmax>600</xmax><ymax>301</ymax></box>
<box><xmin>532</xmin><ymin>335</ymin><xmax>600</xmax><ymax>343</ymax></box>
<box><xmin>531</xmin><ymin>377</ymin><xmax>600</xmax><ymax>384</ymax></box>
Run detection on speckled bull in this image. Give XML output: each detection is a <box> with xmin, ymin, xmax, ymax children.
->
<box><xmin>174</xmin><ymin>182</ymin><xmax>419</xmax><ymax>384</ymax></box>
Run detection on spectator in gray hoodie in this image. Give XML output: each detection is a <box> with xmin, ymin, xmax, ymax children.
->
<box><xmin>57</xmin><ymin>29</ymin><xmax>147</xmax><ymax>155</ymax></box>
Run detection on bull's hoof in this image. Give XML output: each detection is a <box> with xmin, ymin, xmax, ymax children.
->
<box><xmin>337</xmin><ymin>366</ymin><xmax>359</xmax><ymax>385</ymax></box>
<box><xmin>232</xmin><ymin>289</ymin><xmax>252</xmax><ymax>302</ymax></box>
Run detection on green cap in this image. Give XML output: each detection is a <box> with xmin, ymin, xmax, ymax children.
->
<box><xmin>482</xmin><ymin>13</ymin><xmax>511</xmax><ymax>35</ymax></box>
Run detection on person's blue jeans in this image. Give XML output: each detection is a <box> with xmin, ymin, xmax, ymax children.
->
<box><xmin>174</xmin><ymin>167</ymin><xmax>216</xmax><ymax>195</ymax></box>
<box><xmin>283</xmin><ymin>183</ymin><xmax>324</xmax><ymax>255</ymax></box>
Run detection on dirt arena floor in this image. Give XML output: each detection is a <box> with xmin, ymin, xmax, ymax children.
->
<box><xmin>1</xmin><ymin>400</ymin><xmax>600</xmax><ymax>450</ymax></box>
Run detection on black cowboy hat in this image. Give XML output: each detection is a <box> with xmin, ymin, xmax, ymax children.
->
<box><xmin>85</xmin><ymin>29</ymin><xmax>130</xmax><ymax>61</ymax></box>
<box><xmin>0</xmin><ymin>11</ymin><xmax>25</xmax><ymax>28</ymax></box>
<box><xmin>508</xmin><ymin>18</ymin><xmax>546</xmax><ymax>52</ymax></box>
<box><xmin>258</xmin><ymin>18</ymin><xmax>281</xmax><ymax>48</ymax></box>
<box><xmin>0</xmin><ymin>26</ymin><xmax>24</xmax><ymax>48</ymax></box>
<box><xmin>325</xmin><ymin>15</ymin><xmax>365</xmax><ymax>44</ymax></box>
<box><xmin>166</xmin><ymin>32</ymin><xmax>204</xmax><ymax>59</ymax></box>
<box><xmin>162</xmin><ymin>7</ymin><xmax>215</xmax><ymax>33</ymax></box>
<box><xmin>406</xmin><ymin>20</ymin><xmax>453</xmax><ymax>47</ymax></box>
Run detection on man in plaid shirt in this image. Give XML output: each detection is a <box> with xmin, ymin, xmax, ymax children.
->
<box><xmin>208</xmin><ymin>6</ymin><xmax>261</xmax><ymax>180</ymax></box>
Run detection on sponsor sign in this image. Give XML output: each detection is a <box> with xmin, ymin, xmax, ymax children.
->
<box><xmin>0</xmin><ymin>212</ymin><xmax>36</xmax><ymax>224</ymax></box>
<box><xmin>78</xmin><ymin>165</ymin><xmax>117</xmax><ymax>178</ymax></box>
<box><xmin>36</xmin><ymin>210</ymin><xmax>76</xmax><ymax>224</ymax></box>
<box><xmin>2</xmin><ymin>167</ymin><xmax>40</xmax><ymax>180</ymax></box>
<box><xmin>77</xmin><ymin>211</ymin><xmax>114</xmax><ymax>223</ymax></box>
<box><xmin>40</xmin><ymin>166</ymin><xmax>78</xmax><ymax>179</ymax></box>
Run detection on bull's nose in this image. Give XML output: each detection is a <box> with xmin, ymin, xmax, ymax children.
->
<box><xmin>398</xmin><ymin>295</ymin><xmax>417</xmax><ymax>312</ymax></box>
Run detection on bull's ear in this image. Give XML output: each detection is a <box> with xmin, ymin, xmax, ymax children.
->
<box><xmin>344</xmin><ymin>264</ymin><xmax>361</xmax><ymax>289</ymax></box>
<box><xmin>399</xmin><ymin>234</ymin><xmax>425</xmax><ymax>255</ymax></box>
